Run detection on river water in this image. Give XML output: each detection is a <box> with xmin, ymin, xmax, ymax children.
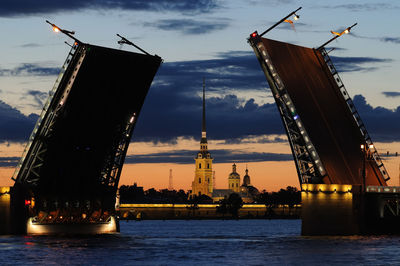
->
<box><xmin>1</xmin><ymin>219</ymin><xmax>400</xmax><ymax>265</ymax></box>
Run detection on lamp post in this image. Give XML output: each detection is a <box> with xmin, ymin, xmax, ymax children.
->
<box><xmin>317</xmin><ymin>23</ymin><xmax>357</xmax><ymax>51</ymax></box>
<box><xmin>361</xmin><ymin>144</ymin><xmax>374</xmax><ymax>192</ymax></box>
<box><xmin>45</xmin><ymin>20</ymin><xmax>81</xmax><ymax>44</ymax></box>
<box><xmin>258</xmin><ymin>7</ymin><xmax>302</xmax><ymax>37</ymax></box>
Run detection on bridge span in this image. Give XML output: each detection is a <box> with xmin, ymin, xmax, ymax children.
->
<box><xmin>6</xmin><ymin>37</ymin><xmax>161</xmax><ymax>234</ymax></box>
<box><xmin>248</xmin><ymin>13</ymin><xmax>397</xmax><ymax>235</ymax></box>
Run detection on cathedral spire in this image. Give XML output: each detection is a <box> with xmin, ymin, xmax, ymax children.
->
<box><xmin>201</xmin><ymin>77</ymin><xmax>207</xmax><ymax>144</ymax></box>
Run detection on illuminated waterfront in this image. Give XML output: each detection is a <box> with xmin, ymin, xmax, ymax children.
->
<box><xmin>1</xmin><ymin>220</ymin><xmax>400</xmax><ymax>265</ymax></box>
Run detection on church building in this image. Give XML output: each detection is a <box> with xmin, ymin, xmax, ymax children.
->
<box><xmin>191</xmin><ymin>79</ymin><xmax>213</xmax><ymax>198</ymax></box>
<box><xmin>190</xmin><ymin>80</ymin><xmax>259</xmax><ymax>202</ymax></box>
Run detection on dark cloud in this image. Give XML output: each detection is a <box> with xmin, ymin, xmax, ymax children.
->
<box><xmin>125</xmin><ymin>149</ymin><xmax>292</xmax><ymax>164</ymax></box>
<box><xmin>330</xmin><ymin>56</ymin><xmax>391</xmax><ymax>72</ymax></box>
<box><xmin>18</xmin><ymin>43</ymin><xmax>42</xmax><ymax>48</ymax></box>
<box><xmin>27</xmin><ymin>90</ymin><xmax>48</xmax><ymax>107</ymax></box>
<box><xmin>380</xmin><ymin>37</ymin><xmax>400</xmax><ymax>44</ymax></box>
<box><xmin>0</xmin><ymin>50</ymin><xmax>397</xmax><ymax>146</ymax></box>
<box><xmin>0</xmin><ymin>100</ymin><xmax>38</xmax><ymax>142</ymax></box>
<box><xmin>382</xmin><ymin>91</ymin><xmax>400</xmax><ymax>98</ymax></box>
<box><xmin>132</xmin><ymin>51</ymin><xmax>395</xmax><ymax>143</ymax></box>
<box><xmin>132</xmin><ymin>51</ymin><xmax>281</xmax><ymax>143</ymax></box>
<box><xmin>353</xmin><ymin>95</ymin><xmax>400</xmax><ymax>142</ymax></box>
<box><xmin>0</xmin><ymin>63</ymin><xmax>59</xmax><ymax>77</ymax></box>
<box><xmin>325</xmin><ymin>47</ymin><xmax>347</xmax><ymax>52</ymax></box>
<box><xmin>0</xmin><ymin>156</ymin><xmax>19</xmax><ymax>167</ymax></box>
<box><xmin>0</xmin><ymin>0</ymin><xmax>218</xmax><ymax>17</ymax></box>
<box><xmin>349</xmin><ymin>33</ymin><xmax>400</xmax><ymax>46</ymax></box>
<box><xmin>319</xmin><ymin>3</ymin><xmax>398</xmax><ymax>12</ymax></box>
<box><xmin>245</xmin><ymin>0</ymin><xmax>294</xmax><ymax>6</ymax></box>
<box><xmin>144</xmin><ymin>18</ymin><xmax>230</xmax><ymax>34</ymax></box>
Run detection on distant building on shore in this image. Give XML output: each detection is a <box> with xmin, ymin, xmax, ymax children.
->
<box><xmin>212</xmin><ymin>164</ymin><xmax>259</xmax><ymax>203</ymax></box>
<box><xmin>191</xmin><ymin>79</ymin><xmax>213</xmax><ymax>198</ymax></box>
<box><xmin>190</xmin><ymin>80</ymin><xmax>258</xmax><ymax>202</ymax></box>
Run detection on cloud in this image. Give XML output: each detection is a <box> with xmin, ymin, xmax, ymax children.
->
<box><xmin>0</xmin><ymin>63</ymin><xmax>59</xmax><ymax>77</ymax></box>
<box><xmin>0</xmin><ymin>0</ymin><xmax>219</xmax><ymax>17</ymax></box>
<box><xmin>353</xmin><ymin>95</ymin><xmax>400</xmax><ymax>142</ymax></box>
<box><xmin>380</xmin><ymin>37</ymin><xmax>400</xmax><ymax>44</ymax></box>
<box><xmin>330</xmin><ymin>56</ymin><xmax>391</xmax><ymax>72</ymax></box>
<box><xmin>125</xmin><ymin>149</ymin><xmax>292</xmax><ymax>164</ymax></box>
<box><xmin>132</xmin><ymin>51</ymin><xmax>281</xmax><ymax>143</ymax></box>
<box><xmin>349</xmin><ymin>33</ymin><xmax>400</xmax><ymax>46</ymax></box>
<box><xmin>0</xmin><ymin>50</ymin><xmax>397</xmax><ymax>145</ymax></box>
<box><xmin>245</xmin><ymin>0</ymin><xmax>294</xmax><ymax>6</ymax></box>
<box><xmin>132</xmin><ymin>50</ymin><xmax>394</xmax><ymax>143</ymax></box>
<box><xmin>27</xmin><ymin>90</ymin><xmax>48</xmax><ymax>107</ymax></box>
<box><xmin>382</xmin><ymin>91</ymin><xmax>400</xmax><ymax>98</ymax></box>
<box><xmin>0</xmin><ymin>100</ymin><xmax>38</xmax><ymax>142</ymax></box>
<box><xmin>319</xmin><ymin>3</ymin><xmax>399</xmax><ymax>12</ymax></box>
<box><xmin>18</xmin><ymin>43</ymin><xmax>42</xmax><ymax>48</ymax></box>
<box><xmin>0</xmin><ymin>156</ymin><xmax>19</xmax><ymax>167</ymax></box>
<box><xmin>144</xmin><ymin>18</ymin><xmax>230</xmax><ymax>34</ymax></box>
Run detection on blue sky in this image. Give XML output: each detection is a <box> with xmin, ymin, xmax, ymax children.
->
<box><xmin>0</xmin><ymin>0</ymin><xmax>399</xmax><ymax>189</ymax></box>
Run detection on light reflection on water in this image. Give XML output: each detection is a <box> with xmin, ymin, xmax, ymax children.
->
<box><xmin>0</xmin><ymin>220</ymin><xmax>399</xmax><ymax>265</ymax></box>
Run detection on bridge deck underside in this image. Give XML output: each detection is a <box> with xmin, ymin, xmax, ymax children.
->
<box><xmin>261</xmin><ymin>38</ymin><xmax>385</xmax><ymax>186</ymax></box>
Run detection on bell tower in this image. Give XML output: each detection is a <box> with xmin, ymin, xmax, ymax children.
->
<box><xmin>191</xmin><ymin>78</ymin><xmax>213</xmax><ymax>197</ymax></box>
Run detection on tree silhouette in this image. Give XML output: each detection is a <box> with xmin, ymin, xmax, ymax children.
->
<box><xmin>216</xmin><ymin>193</ymin><xmax>243</xmax><ymax>219</ymax></box>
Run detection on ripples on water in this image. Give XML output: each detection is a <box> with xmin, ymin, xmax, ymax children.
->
<box><xmin>1</xmin><ymin>220</ymin><xmax>400</xmax><ymax>265</ymax></box>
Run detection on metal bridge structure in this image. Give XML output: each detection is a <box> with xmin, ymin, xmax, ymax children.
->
<box><xmin>248</xmin><ymin>33</ymin><xmax>389</xmax><ymax>187</ymax></box>
<box><xmin>247</xmin><ymin>8</ymin><xmax>398</xmax><ymax>235</ymax></box>
<box><xmin>10</xmin><ymin>29</ymin><xmax>162</xmax><ymax>234</ymax></box>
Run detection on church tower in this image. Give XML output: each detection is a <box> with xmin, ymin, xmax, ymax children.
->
<box><xmin>242</xmin><ymin>165</ymin><xmax>251</xmax><ymax>187</ymax></box>
<box><xmin>228</xmin><ymin>163</ymin><xmax>240</xmax><ymax>193</ymax></box>
<box><xmin>191</xmin><ymin>79</ymin><xmax>213</xmax><ymax>197</ymax></box>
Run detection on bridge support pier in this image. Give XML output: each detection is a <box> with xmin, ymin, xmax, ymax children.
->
<box><xmin>1</xmin><ymin>186</ymin><xmax>120</xmax><ymax>235</ymax></box>
<box><xmin>0</xmin><ymin>187</ymin><xmax>12</xmax><ymax>234</ymax></box>
<box><xmin>302</xmin><ymin>184</ymin><xmax>400</xmax><ymax>235</ymax></box>
<box><xmin>301</xmin><ymin>184</ymin><xmax>362</xmax><ymax>235</ymax></box>
<box><xmin>26</xmin><ymin>216</ymin><xmax>119</xmax><ymax>235</ymax></box>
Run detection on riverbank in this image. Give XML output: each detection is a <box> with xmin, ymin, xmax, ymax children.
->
<box><xmin>118</xmin><ymin>203</ymin><xmax>301</xmax><ymax>220</ymax></box>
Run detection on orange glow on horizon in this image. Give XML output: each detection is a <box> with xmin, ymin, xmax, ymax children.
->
<box><xmin>0</xmin><ymin>141</ymin><xmax>399</xmax><ymax>192</ymax></box>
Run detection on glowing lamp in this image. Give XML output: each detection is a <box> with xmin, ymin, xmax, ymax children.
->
<box><xmin>369</xmin><ymin>144</ymin><xmax>374</xmax><ymax>149</ymax></box>
<box><xmin>251</xmin><ymin>32</ymin><xmax>257</xmax><ymax>38</ymax></box>
<box><xmin>360</xmin><ymin>144</ymin><xmax>365</xmax><ymax>149</ymax></box>
<box><xmin>53</xmin><ymin>26</ymin><xmax>60</xmax><ymax>33</ymax></box>
<box><xmin>344</xmin><ymin>29</ymin><xmax>349</xmax><ymax>34</ymax></box>
<box><xmin>294</xmin><ymin>14</ymin><xmax>299</xmax><ymax>20</ymax></box>
<box><xmin>25</xmin><ymin>200</ymin><xmax>31</xmax><ymax>206</ymax></box>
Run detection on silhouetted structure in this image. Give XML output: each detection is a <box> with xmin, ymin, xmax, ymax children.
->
<box><xmin>248</xmin><ymin>16</ymin><xmax>397</xmax><ymax>235</ymax></box>
<box><xmin>248</xmin><ymin>34</ymin><xmax>389</xmax><ymax>186</ymax></box>
<box><xmin>10</xmin><ymin>40</ymin><xmax>161</xmax><ymax>234</ymax></box>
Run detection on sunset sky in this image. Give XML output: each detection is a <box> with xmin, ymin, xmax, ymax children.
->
<box><xmin>0</xmin><ymin>0</ymin><xmax>399</xmax><ymax>191</ymax></box>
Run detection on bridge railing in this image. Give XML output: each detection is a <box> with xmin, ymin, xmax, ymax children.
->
<box><xmin>319</xmin><ymin>48</ymin><xmax>390</xmax><ymax>182</ymax></box>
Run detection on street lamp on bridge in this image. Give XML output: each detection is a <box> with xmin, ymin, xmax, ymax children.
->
<box><xmin>46</xmin><ymin>20</ymin><xmax>81</xmax><ymax>44</ymax></box>
<box><xmin>361</xmin><ymin>143</ymin><xmax>374</xmax><ymax>192</ymax></box>
<box><xmin>317</xmin><ymin>23</ymin><xmax>357</xmax><ymax>51</ymax></box>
